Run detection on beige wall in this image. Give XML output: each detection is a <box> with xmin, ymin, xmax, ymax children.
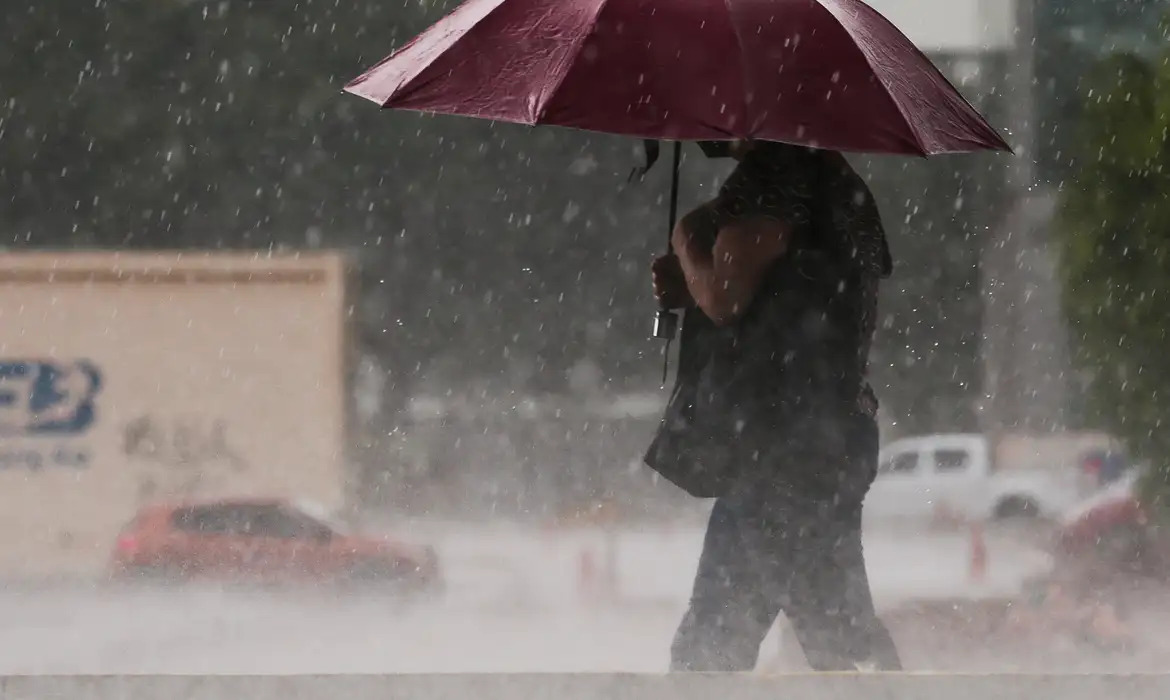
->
<box><xmin>995</xmin><ymin>431</ymin><xmax>1118</xmax><ymax>474</ymax></box>
<box><xmin>0</xmin><ymin>251</ymin><xmax>348</xmax><ymax>576</ymax></box>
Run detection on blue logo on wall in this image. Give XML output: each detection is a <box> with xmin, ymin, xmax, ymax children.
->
<box><xmin>0</xmin><ymin>360</ymin><xmax>102</xmax><ymax>470</ymax></box>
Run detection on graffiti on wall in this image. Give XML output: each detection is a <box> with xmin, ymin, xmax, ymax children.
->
<box><xmin>123</xmin><ymin>415</ymin><xmax>246</xmax><ymax>469</ymax></box>
<box><xmin>123</xmin><ymin>414</ymin><xmax>248</xmax><ymax>499</ymax></box>
<box><xmin>0</xmin><ymin>360</ymin><xmax>101</xmax><ymax>471</ymax></box>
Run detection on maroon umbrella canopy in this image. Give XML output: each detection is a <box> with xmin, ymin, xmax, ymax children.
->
<box><xmin>344</xmin><ymin>0</ymin><xmax>1010</xmax><ymax>156</ymax></box>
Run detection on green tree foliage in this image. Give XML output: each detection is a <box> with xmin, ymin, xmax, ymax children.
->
<box><xmin>1034</xmin><ymin>0</ymin><xmax>1170</xmax><ymax>184</ymax></box>
<box><xmin>1056</xmin><ymin>44</ymin><xmax>1170</xmax><ymax>503</ymax></box>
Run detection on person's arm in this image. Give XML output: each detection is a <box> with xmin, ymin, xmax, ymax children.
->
<box><xmin>671</xmin><ymin>211</ymin><xmax>790</xmax><ymax>326</ymax></box>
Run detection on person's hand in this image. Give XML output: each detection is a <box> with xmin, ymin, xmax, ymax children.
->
<box><xmin>652</xmin><ymin>254</ymin><xmax>691</xmax><ymax>309</ymax></box>
<box><xmin>670</xmin><ymin>223</ymin><xmax>697</xmax><ymax>261</ymax></box>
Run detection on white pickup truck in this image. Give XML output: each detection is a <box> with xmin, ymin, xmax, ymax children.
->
<box><xmin>865</xmin><ymin>432</ymin><xmax>1106</xmax><ymax>523</ymax></box>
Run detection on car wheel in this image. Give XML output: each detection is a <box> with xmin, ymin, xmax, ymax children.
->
<box><xmin>346</xmin><ymin>561</ymin><xmax>395</xmax><ymax>583</ymax></box>
<box><xmin>345</xmin><ymin>561</ymin><xmax>414</xmax><ymax>589</ymax></box>
<box><xmin>346</xmin><ymin>561</ymin><xmax>437</xmax><ymax>599</ymax></box>
<box><xmin>118</xmin><ymin>564</ymin><xmax>176</xmax><ymax>586</ymax></box>
<box><xmin>994</xmin><ymin>496</ymin><xmax>1041</xmax><ymax>520</ymax></box>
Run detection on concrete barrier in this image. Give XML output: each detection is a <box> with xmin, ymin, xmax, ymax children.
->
<box><xmin>0</xmin><ymin>674</ymin><xmax>1167</xmax><ymax>700</ymax></box>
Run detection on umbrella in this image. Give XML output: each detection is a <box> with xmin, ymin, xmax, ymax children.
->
<box><xmin>343</xmin><ymin>0</ymin><xmax>1011</xmax><ymax>373</ymax></box>
<box><xmin>345</xmin><ymin>0</ymin><xmax>1008</xmax><ymax>153</ymax></box>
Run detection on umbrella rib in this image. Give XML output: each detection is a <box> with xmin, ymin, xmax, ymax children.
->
<box><xmin>344</xmin><ymin>0</ymin><xmax>512</xmax><ymax>106</ymax></box>
<box><xmin>812</xmin><ymin>0</ymin><xmax>928</xmax><ymax>155</ymax></box>
<box><xmin>722</xmin><ymin>0</ymin><xmax>755</xmax><ymax>136</ymax></box>
<box><xmin>532</xmin><ymin>0</ymin><xmax>615</xmax><ymax>124</ymax></box>
<box><xmin>824</xmin><ymin>0</ymin><xmax>1011</xmax><ymax>153</ymax></box>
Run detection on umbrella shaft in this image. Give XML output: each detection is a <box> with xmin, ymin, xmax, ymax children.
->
<box><xmin>666</xmin><ymin>141</ymin><xmax>682</xmax><ymax>250</ymax></box>
<box><xmin>658</xmin><ymin>141</ymin><xmax>683</xmax><ymax>385</ymax></box>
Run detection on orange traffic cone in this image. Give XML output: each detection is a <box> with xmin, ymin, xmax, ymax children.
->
<box><xmin>969</xmin><ymin>521</ymin><xmax>988</xmax><ymax>583</ymax></box>
<box><xmin>579</xmin><ymin>547</ymin><xmax>600</xmax><ymax>601</ymax></box>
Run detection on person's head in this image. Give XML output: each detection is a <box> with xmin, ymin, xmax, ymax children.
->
<box><xmin>698</xmin><ymin>139</ymin><xmax>818</xmax><ymax>163</ymax></box>
<box><xmin>729</xmin><ymin>139</ymin><xmax>759</xmax><ymax>160</ymax></box>
<box><xmin>697</xmin><ymin>139</ymin><xmax>755</xmax><ymax>160</ymax></box>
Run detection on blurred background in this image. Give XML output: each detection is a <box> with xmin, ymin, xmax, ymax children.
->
<box><xmin>1</xmin><ymin>0</ymin><xmax>1169</xmax><ymax>676</ymax></box>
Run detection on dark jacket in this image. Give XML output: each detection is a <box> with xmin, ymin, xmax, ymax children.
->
<box><xmin>644</xmin><ymin>145</ymin><xmax>891</xmax><ymax>497</ymax></box>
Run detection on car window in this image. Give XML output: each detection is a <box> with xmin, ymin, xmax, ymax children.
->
<box><xmin>285</xmin><ymin>507</ymin><xmax>339</xmax><ymax>538</ymax></box>
<box><xmin>248</xmin><ymin>506</ymin><xmax>328</xmax><ymax>539</ymax></box>
<box><xmin>934</xmin><ymin>449</ymin><xmax>971</xmax><ymax>473</ymax></box>
<box><xmin>172</xmin><ymin>505</ymin><xmax>243</xmax><ymax>535</ymax></box>
<box><xmin>171</xmin><ymin>503</ymin><xmax>334</xmax><ymax>539</ymax></box>
<box><xmin>291</xmin><ymin>500</ymin><xmax>349</xmax><ymax>535</ymax></box>
<box><xmin>879</xmin><ymin>452</ymin><xmax>918</xmax><ymax>475</ymax></box>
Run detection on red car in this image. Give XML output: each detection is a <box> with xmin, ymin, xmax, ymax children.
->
<box><xmin>110</xmin><ymin>497</ymin><xmax>441</xmax><ymax>592</ymax></box>
<box><xmin>1056</xmin><ymin>472</ymin><xmax>1166</xmax><ymax>573</ymax></box>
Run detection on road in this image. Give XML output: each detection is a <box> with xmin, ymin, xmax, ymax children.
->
<box><xmin>0</xmin><ymin>523</ymin><xmax>1053</xmax><ymax>674</ymax></box>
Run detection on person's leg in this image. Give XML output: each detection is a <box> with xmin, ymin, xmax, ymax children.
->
<box><xmin>780</xmin><ymin>501</ymin><xmax>902</xmax><ymax>671</ymax></box>
<box><xmin>741</xmin><ymin>410</ymin><xmax>902</xmax><ymax>672</ymax></box>
<box><xmin>670</xmin><ymin>498</ymin><xmax>782</xmax><ymax>671</ymax></box>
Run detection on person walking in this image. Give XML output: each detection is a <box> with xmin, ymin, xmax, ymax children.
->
<box><xmin>647</xmin><ymin>139</ymin><xmax>902</xmax><ymax>672</ymax></box>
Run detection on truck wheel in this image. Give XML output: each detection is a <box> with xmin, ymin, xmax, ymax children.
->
<box><xmin>994</xmin><ymin>496</ymin><xmax>1040</xmax><ymax>520</ymax></box>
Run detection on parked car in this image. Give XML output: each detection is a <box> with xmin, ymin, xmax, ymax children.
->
<box><xmin>1055</xmin><ymin>470</ymin><xmax>1166</xmax><ymax>573</ymax></box>
<box><xmin>866</xmin><ymin>433</ymin><xmax>1100</xmax><ymax>523</ymax></box>
<box><xmin>110</xmin><ymin>497</ymin><xmax>442</xmax><ymax>592</ymax></box>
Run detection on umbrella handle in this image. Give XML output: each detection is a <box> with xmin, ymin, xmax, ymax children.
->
<box><xmin>654</xmin><ymin>141</ymin><xmax>683</xmax><ymax>385</ymax></box>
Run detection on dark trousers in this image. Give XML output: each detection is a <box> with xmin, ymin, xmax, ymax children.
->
<box><xmin>670</xmin><ymin>411</ymin><xmax>902</xmax><ymax>672</ymax></box>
